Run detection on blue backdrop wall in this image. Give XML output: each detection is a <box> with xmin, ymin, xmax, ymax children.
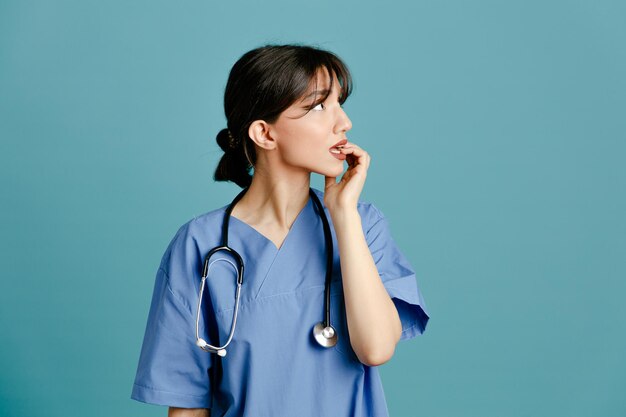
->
<box><xmin>1</xmin><ymin>1</ymin><xmax>625</xmax><ymax>416</ymax></box>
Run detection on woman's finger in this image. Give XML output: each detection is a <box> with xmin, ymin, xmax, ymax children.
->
<box><xmin>339</xmin><ymin>144</ymin><xmax>370</xmax><ymax>171</ymax></box>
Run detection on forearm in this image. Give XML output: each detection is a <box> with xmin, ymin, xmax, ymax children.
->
<box><xmin>168</xmin><ymin>407</ymin><xmax>209</xmax><ymax>417</ymax></box>
<box><xmin>331</xmin><ymin>208</ymin><xmax>402</xmax><ymax>366</ymax></box>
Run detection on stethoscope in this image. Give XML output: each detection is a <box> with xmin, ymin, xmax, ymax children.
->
<box><xmin>195</xmin><ymin>186</ymin><xmax>338</xmax><ymax>357</ymax></box>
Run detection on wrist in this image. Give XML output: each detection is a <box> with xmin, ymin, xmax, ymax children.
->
<box><xmin>329</xmin><ymin>207</ymin><xmax>361</xmax><ymax>226</ymax></box>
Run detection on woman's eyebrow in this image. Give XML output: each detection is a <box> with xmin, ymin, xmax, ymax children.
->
<box><xmin>302</xmin><ymin>89</ymin><xmax>330</xmax><ymax>100</ymax></box>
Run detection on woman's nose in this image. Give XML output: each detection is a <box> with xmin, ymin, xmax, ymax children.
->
<box><xmin>335</xmin><ymin>107</ymin><xmax>353</xmax><ymax>133</ymax></box>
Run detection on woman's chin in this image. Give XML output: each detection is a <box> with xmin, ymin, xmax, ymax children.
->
<box><xmin>315</xmin><ymin>165</ymin><xmax>344</xmax><ymax>178</ymax></box>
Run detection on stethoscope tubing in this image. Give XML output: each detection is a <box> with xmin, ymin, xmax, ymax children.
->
<box><xmin>195</xmin><ymin>257</ymin><xmax>242</xmax><ymax>353</ymax></box>
<box><xmin>310</xmin><ymin>189</ymin><xmax>334</xmax><ymax>329</ymax></box>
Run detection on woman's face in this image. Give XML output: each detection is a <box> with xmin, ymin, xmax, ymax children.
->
<box><xmin>269</xmin><ymin>67</ymin><xmax>353</xmax><ymax>178</ymax></box>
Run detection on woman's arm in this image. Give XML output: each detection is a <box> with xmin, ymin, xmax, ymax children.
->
<box><xmin>331</xmin><ymin>208</ymin><xmax>403</xmax><ymax>367</ymax></box>
<box><xmin>324</xmin><ymin>142</ymin><xmax>402</xmax><ymax>367</ymax></box>
<box><xmin>168</xmin><ymin>407</ymin><xmax>210</xmax><ymax>417</ymax></box>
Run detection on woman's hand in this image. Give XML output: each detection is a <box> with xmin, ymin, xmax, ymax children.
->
<box><xmin>324</xmin><ymin>141</ymin><xmax>371</xmax><ymax>214</ymax></box>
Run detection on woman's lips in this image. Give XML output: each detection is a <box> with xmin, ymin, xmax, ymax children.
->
<box><xmin>330</xmin><ymin>139</ymin><xmax>348</xmax><ymax>149</ymax></box>
<box><xmin>329</xmin><ymin>139</ymin><xmax>348</xmax><ymax>160</ymax></box>
<box><xmin>329</xmin><ymin>146</ymin><xmax>347</xmax><ymax>160</ymax></box>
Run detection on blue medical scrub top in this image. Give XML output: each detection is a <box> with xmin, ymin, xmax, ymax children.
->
<box><xmin>131</xmin><ymin>188</ymin><xmax>430</xmax><ymax>416</ymax></box>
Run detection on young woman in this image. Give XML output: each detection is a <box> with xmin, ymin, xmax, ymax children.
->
<box><xmin>131</xmin><ymin>44</ymin><xmax>430</xmax><ymax>417</ymax></box>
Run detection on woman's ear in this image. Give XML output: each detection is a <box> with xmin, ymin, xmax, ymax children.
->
<box><xmin>248</xmin><ymin>120</ymin><xmax>277</xmax><ymax>151</ymax></box>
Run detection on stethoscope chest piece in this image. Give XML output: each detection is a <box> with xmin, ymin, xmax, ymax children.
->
<box><xmin>313</xmin><ymin>322</ymin><xmax>338</xmax><ymax>348</ymax></box>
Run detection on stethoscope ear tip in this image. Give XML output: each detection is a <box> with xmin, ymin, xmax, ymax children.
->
<box><xmin>196</xmin><ymin>338</ymin><xmax>227</xmax><ymax>356</ymax></box>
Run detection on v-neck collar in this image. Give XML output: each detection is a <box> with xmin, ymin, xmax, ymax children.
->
<box><xmin>229</xmin><ymin>194</ymin><xmax>313</xmax><ymax>252</ymax></box>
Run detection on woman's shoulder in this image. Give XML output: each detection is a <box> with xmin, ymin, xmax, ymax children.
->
<box><xmin>174</xmin><ymin>204</ymin><xmax>228</xmax><ymax>237</ymax></box>
<box><xmin>158</xmin><ymin>204</ymin><xmax>229</xmax><ymax>270</ymax></box>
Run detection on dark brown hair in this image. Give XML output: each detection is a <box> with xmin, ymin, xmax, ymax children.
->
<box><xmin>213</xmin><ymin>43</ymin><xmax>353</xmax><ymax>188</ymax></box>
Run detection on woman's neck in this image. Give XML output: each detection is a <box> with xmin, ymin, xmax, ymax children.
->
<box><xmin>230</xmin><ymin>167</ymin><xmax>311</xmax><ymax>232</ymax></box>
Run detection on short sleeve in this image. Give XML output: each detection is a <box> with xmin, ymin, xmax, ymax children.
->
<box><xmin>365</xmin><ymin>205</ymin><xmax>430</xmax><ymax>341</ymax></box>
<box><xmin>131</xmin><ymin>223</ymin><xmax>214</xmax><ymax>408</ymax></box>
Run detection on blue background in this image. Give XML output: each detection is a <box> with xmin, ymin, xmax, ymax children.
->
<box><xmin>1</xmin><ymin>1</ymin><xmax>625</xmax><ymax>416</ymax></box>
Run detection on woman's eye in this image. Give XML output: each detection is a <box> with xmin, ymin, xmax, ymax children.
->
<box><xmin>312</xmin><ymin>102</ymin><xmax>325</xmax><ymax>111</ymax></box>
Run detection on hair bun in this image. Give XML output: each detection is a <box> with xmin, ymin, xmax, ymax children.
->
<box><xmin>216</xmin><ymin>128</ymin><xmax>232</xmax><ymax>152</ymax></box>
